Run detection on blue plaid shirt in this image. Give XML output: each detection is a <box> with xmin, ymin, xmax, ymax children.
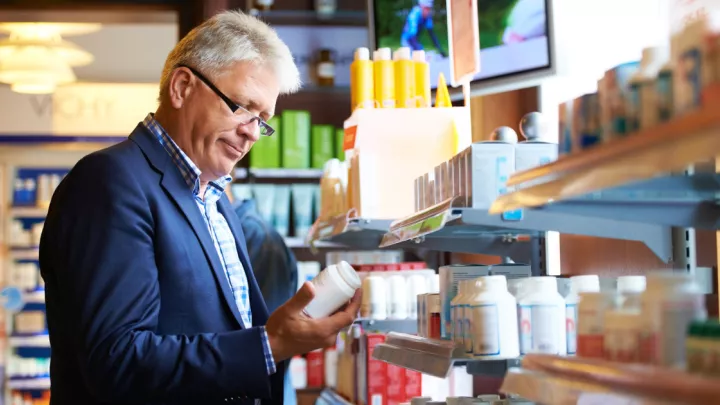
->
<box><xmin>143</xmin><ymin>114</ymin><xmax>276</xmax><ymax>376</ymax></box>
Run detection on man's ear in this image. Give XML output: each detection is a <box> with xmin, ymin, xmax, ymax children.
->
<box><xmin>167</xmin><ymin>67</ymin><xmax>194</xmax><ymax>109</ymax></box>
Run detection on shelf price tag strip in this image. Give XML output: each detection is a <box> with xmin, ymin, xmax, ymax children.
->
<box><xmin>380</xmin><ymin>198</ymin><xmax>459</xmax><ymax>247</ymax></box>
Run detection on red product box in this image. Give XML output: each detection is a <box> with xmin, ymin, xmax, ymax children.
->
<box><xmin>386</xmin><ymin>363</ymin><xmax>406</xmax><ymax>405</ymax></box>
<box><xmin>306</xmin><ymin>349</ymin><xmax>325</xmax><ymax>388</ymax></box>
<box><xmin>404</xmin><ymin>369</ymin><xmax>422</xmax><ymax>399</ymax></box>
<box><xmin>363</xmin><ymin>333</ymin><xmax>387</xmax><ymax>405</ymax></box>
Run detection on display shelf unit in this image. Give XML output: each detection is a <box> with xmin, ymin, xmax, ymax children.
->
<box><xmin>233</xmin><ymin>167</ymin><xmax>324</xmax><ymax>180</ymax></box>
<box><xmin>500</xmin><ymin>354</ymin><xmax>720</xmax><ymax>405</ymax></box>
<box><xmin>492</xmin><ymin>101</ymin><xmax>720</xmax><ymax>213</ymax></box>
<box><xmin>309</xmin><ymin>212</ymin><xmax>393</xmax><ymax>250</ymax></box>
<box><xmin>371</xmin><ymin>332</ymin><xmax>520</xmax><ymax>379</ymax></box>
<box><xmin>355</xmin><ymin>318</ymin><xmax>417</xmax><ymax>335</ymax></box>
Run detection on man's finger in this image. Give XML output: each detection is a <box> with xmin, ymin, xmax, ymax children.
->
<box><xmin>282</xmin><ymin>282</ymin><xmax>316</xmax><ymax>313</ymax></box>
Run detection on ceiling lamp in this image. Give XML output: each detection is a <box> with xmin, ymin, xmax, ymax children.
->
<box><xmin>0</xmin><ymin>22</ymin><xmax>100</xmax><ymax>94</ymax></box>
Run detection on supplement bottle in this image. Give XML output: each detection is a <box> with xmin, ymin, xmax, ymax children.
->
<box><xmin>518</xmin><ymin>277</ymin><xmax>567</xmax><ymax>355</ymax></box>
<box><xmin>565</xmin><ymin>275</ymin><xmax>600</xmax><ymax>355</ymax></box>
<box><xmin>350</xmin><ymin>47</ymin><xmax>374</xmax><ymax>111</ymax></box>
<box><xmin>412</xmin><ymin>50</ymin><xmax>431</xmax><ymax>107</ymax></box>
<box><xmin>373</xmin><ymin>48</ymin><xmax>395</xmax><ymax>108</ymax></box>
<box><xmin>450</xmin><ymin>280</ymin><xmax>469</xmax><ymax>345</ymax></box>
<box><xmin>469</xmin><ymin>276</ymin><xmax>519</xmax><ymax>359</ymax></box>
<box><xmin>617</xmin><ymin>275</ymin><xmax>646</xmax><ymax>310</ymax></box>
<box><xmin>604</xmin><ymin>309</ymin><xmax>642</xmax><ymax>363</ymax></box>
<box><xmin>360</xmin><ymin>274</ymin><xmax>387</xmax><ymax>320</ymax></box>
<box><xmin>304</xmin><ymin>261</ymin><xmax>361</xmax><ymax>318</ymax></box>
<box><xmin>576</xmin><ymin>292</ymin><xmax>616</xmax><ymax>358</ymax></box>
<box><xmin>393</xmin><ymin>47</ymin><xmax>415</xmax><ymax>108</ymax></box>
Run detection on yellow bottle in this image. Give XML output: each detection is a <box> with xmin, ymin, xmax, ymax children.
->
<box><xmin>373</xmin><ymin>48</ymin><xmax>395</xmax><ymax>108</ymax></box>
<box><xmin>350</xmin><ymin>47</ymin><xmax>374</xmax><ymax>111</ymax></box>
<box><xmin>412</xmin><ymin>50</ymin><xmax>431</xmax><ymax>108</ymax></box>
<box><xmin>393</xmin><ymin>47</ymin><xmax>415</xmax><ymax>108</ymax></box>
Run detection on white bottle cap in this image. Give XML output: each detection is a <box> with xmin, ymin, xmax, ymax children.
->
<box><xmin>569</xmin><ymin>275</ymin><xmax>600</xmax><ymax>295</ymax></box>
<box><xmin>412</xmin><ymin>50</ymin><xmax>426</xmax><ymax>62</ymax></box>
<box><xmin>375</xmin><ymin>47</ymin><xmax>392</xmax><ymax>61</ymax></box>
<box><xmin>355</xmin><ymin>47</ymin><xmax>370</xmax><ymax>61</ymax></box>
<box><xmin>477</xmin><ymin>275</ymin><xmax>508</xmax><ymax>291</ymax></box>
<box><xmin>394</xmin><ymin>47</ymin><xmax>411</xmax><ymax>61</ymax></box>
<box><xmin>529</xmin><ymin>276</ymin><xmax>558</xmax><ymax>292</ymax></box>
<box><xmin>617</xmin><ymin>275</ymin><xmax>646</xmax><ymax>294</ymax></box>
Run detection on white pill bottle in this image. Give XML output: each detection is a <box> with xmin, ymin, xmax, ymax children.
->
<box><xmin>304</xmin><ymin>261</ymin><xmax>361</xmax><ymax>318</ymax></box>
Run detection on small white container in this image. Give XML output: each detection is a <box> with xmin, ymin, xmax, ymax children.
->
<box><xmin>469</xmin><ymin>276</ymin><xmax>519</xmax><ymax>359</ymax></box>
<box><xmin>518</xmin><ymin>277</ymin><xmax>567</xmax><ymax>355</ymax></box>
<box><xmin>388</xmin><ymin>274</ymin><xmax>409</xmax><ymax>319</ymax></box>
<box><xmin>617</xmin><ymin>275</ymin><xmax>646</xmax><ymax>310</ymax></box>
<box><xmin>565</xmin><ymin>275</ymin><xmax>600</xmax><ymax>356</ymax></box>
<box><xmin>640</xmin><ymin>272</ymin><xmax>707</xmax><ymax>366</ymax></box>
<box><xmin>361</xmin><ymin>275</ymin><xmax>387</xmax><ymax>320</ymax></box>
<box><xmin>304</xmin><ymin>261</ymin><xmax>361</xmax><ymax>318</ymax></box>
<box><xmin>604</xmin><ymin>309</ymin><xmax>642</xmax><ymax>363</ymax></box>
<box><xmin>451</xmin><ymin>280</ymin><xmax>470</xmax><ymax>346</ymax></box>
<box><xmin>576</xmin><ymin>292</ymin><xmax>616</xmax><ymax>359</ymax></box>
<box><xmin>407</xmin><ymin>273</ymin><xmax>429</xmax><ymax>319</ymax></box>
<box><xmin>417</xmin><ymin>294</ymin><xmax>428</xmax><ymax>337</ymax></box>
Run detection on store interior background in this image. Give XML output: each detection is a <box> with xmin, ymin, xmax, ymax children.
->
<box><xmin>0</xmin><ymin>0</ymin><xmax>717</xmax><ymax>403</ymax></box>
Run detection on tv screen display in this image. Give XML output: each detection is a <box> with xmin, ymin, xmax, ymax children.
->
<box><xmin>371</xmin><ymin>0</ymin><xmax>552</xmax><ymax>89</ymax></box>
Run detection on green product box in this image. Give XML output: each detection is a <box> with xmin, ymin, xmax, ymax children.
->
<box><xmin>281</xmin><ymin>110</ymin><xmax>311</xmax><ymax>169</ymax></box>
<box><xmin>311</xmin><ymin>125</ymin><xmax>336</xmax><ymax>169</ymax></box>
<box><xmin>335</xmin><ymin>128</ymin><xmax>345</xmax><ymax>161</ymax></box>
<box><xmin>249</xmin><ymin>116</ymin><xmax>281</xmax><ymax>168</ymax></box>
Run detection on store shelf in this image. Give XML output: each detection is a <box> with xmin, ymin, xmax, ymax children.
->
<box><xmin>500</xmin><ymin>354</ymin><xmax>720</xmax><ymax>405</ymax></box>
<box><xmin>371</xmin><ymin>332</ymin><xmax>520</xmax><ymax>378</ymax></box>
<box><xmin>284</xmin><ymin>236</ymin><xmax>340</xmax><ymax>249</ymax></box>
<box><xmin>8</xmin><ymin>206</ymin><xmax>47</xmax><ymax>218</ymax></box>
<box><xmin>316</xmin><ymin>388</ymin><xmax>353</xmax><ymax>405</ymax></box>
<box><xmin>6</xmin><ymin>378</ymin><xmax>50</xmax><ymax>390</ymax></box>
<box><xmin>250</xmin><ymin>9</ymin><xmax>367</xmax><ymax>26</ymax></box>
<box><xmin>492</xmin><ymin>101</ymin><xmax>720</xmax><ymax>213</ymax></box>
<box><xmin>355</xmin><ymin>318</ymin><xmax>417</xmax><ymax>335</ymax></box>
<box><xmin>9</xmin><ymin>335</ymin><xmax>50</xmax><ymax>348</ymax></box>
<box><xmin>233</xmin><ymin>167</ymin><xmax>324</xmax><ymax>180</ymax></box>
<box><xmin>310</xmin><ymin>212</ymin><xmax>393</xmax><ymax>249</ymax></box>
<box><xmin>380</xmin><ymin>198</ymin><xmax>672</xmax><ymax>262</ymax></box>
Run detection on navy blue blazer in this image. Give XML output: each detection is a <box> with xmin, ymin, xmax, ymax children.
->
<box><xmin>39</xmin><ymin>124</ymin><xmax>285</xmax><ymax>405</ymax></box>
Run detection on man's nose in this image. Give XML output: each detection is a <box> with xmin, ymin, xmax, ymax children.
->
<box><xmin>238</xmin><ymin>119</ymin><xmax>260</xmax><ymax>142</ymax></box>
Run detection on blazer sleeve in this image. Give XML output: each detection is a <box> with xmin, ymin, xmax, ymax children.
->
<box><xmin>41</xmin><ymin>153</ymin><xmax>273</xmax><ymax>403</ymax></box>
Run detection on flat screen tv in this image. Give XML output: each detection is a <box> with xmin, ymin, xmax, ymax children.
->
<box><xmin>368</xmin><ymin>0</ymin><xmax>555</xmax><ymax>95</ymax></box>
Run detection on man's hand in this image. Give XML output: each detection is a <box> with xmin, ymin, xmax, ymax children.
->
<box><xmin>265</xmin><ymin>281</ymin><xmax>361</xmax><ymax>362</ymax></box>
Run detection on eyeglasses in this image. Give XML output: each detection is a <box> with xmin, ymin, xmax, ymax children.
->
<box><xmin>178</xmin><ymin>64</ymin><xmax>275</xmax><ymax>137</ymax></box>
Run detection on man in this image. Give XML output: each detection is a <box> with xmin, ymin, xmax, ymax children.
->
<box><xmin>39</xmin><ymin>10</ymin><xmax>360</xmax><ymax>405</ymax></box>
<box><xmin>233</xmin><ymin>197</ymin><xmax>298</xmax><ymax>405</ymax></box>
<box><xmin>401</xmin><ymin>0</ymin><xmax>447</xmax><ymax>57</ymax></box>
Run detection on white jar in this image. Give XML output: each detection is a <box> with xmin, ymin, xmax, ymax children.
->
<box><xmin>518</xmin><ymin>277</ymin><xmax>567</xmax><ymax>355</ymax></box>
<box><xmin>565</xmin><ymin>275</ymin><xmax>600</xmax><ymax>355</ymax></box>
<box><xmin>388</xmin><ymin>275</ymin><xmax>408</xmax><ymax>319</ymax></box>
<box><xmin>451</xmin><ymin>280</ymin><xmax>470</xmax><ymax>346</ymax></box>
<box><xmin>469</xmin><ymin>276</ymin><xmax>519</xmax><ymax>359</ymax></box>
<box><xmin>304</xmin><ymin>261</ymin><xmax>361</xmax><ymax>318</ymax></box>
<box><xmin>576</xmin><ymin>292</ymin><xmax>616</xmax><ymax>358</ymax></box>
<box><xmin>640</xmin><ymin>272</ymin><xmax>707</xmax><ymax>366</ymax></box>
<box><xmin>406</xmin><ymin>273</ymin><xmax>428</xmax><ymax>319</ymax></box>
<box><xmin>604</xmin><ymin>309</ymin><xmax>642</xmax><ymax>363</ymax></box>
<box><xmin>361</xmin><ymin>275</ymin><xmax>387</xmax><ymax>320</ymax></box>
<box><xmin>617</xmin><ymin>275</ymin><xmax>646</xmax><ymax>310</ymax></box>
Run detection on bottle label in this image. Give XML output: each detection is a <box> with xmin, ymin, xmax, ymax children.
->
<box><xmin>317</xmin><ymin>62</ymin><xmax>335</xmax><ymax>79</ymax></box>
<box><xmin>566</xmin><ymin>303</ymin><xmax>577</xmax><ymax>355</ymax></box>
<box><xmin>471</xmin><ymin>304</ymin><xmax>499</xmax><ymax>356</ymax></box>
<box><xmin>520</xmin><ymin>304</ymin><xmax>562</xmax><ymax>355</ymax></box>
<box><xmin>451</xmin><ymin>304</ymin><xmax>463</xmax><ymax>344</ymax></box>
<box><xmin>463</xmin><ymin>305</ymin><xmax>473</xmax><ymax>353</ymax></box>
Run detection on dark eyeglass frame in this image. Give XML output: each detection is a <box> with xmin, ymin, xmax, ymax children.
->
<box><xmin>178</xmin><ymin>64</ymin><xmax>275</xmax><ymax>137</ymax></box>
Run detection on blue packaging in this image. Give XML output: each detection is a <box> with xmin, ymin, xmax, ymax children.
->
<box><xmin>656</xmin><ymin>67</ymin><xmax>674</xmax><ymax>122</ymax></box>
<box><xmin>573</xmin><ymin>93</ymin><xmax>601</xmax><ymax>150</ymax></box>
<box><xmin>607</xmin><ymin>61</ymin><xmax>641</xmax><ymax>137</ymax></box>
<box><xmin>680</xmin><ymin>47</ymin><xmax>703</xmax><ymax>112</ymax></box>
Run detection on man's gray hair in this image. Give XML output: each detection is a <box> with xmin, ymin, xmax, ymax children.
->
<box><xmin>159</xmin><ymin>10</ymin><xmax>301</xmax><ymax>99</ymax></box>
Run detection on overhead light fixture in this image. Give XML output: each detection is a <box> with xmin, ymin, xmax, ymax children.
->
<box><xmin>0</xmin><ymin>22</ymin><xmax>100</xmax><ymax>94</ymax></box>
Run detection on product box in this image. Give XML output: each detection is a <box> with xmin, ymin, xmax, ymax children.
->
<box><xmin>249</xmin><ymin>115</ymin><xmax>281</xmax><ymax>168</ymax></box>
<box><xmin>515</xmin><ymin>142</ymin><xmax>558</xmax><ymax>184</ymax></box>
<box><xmin>306</xmin><ymin>349</ymin><xmax>324</xmax><ymax>388</ymax></box>
<box><xmin>404</xmin><ymin>369</ymin><xmax>422</xmax><ymax>399</ymax></box>
<box><xmin>439</xmin><ymin>264</ymin><xmax>492</xmax><ymax>339</ymax></box>
<box><xmin>357</xmin><ymin>333</ymin><xmax>387</xmax><ymax>405</ymax></box>
<box><xmin>281</xmin><ymin>110</ymin><xmax>311</xmax><ymax>168</ymax></box>
<box><xmin>311</xmin><ymin>125</ymin><xmax>336</xmax><ymax>169</ymax></box>
<box><xmin>488</xmin><ymin>263</ymin><xmax>532</xmax><ymax>280</ymax></box>
<box><xmin>386</xmin><ymin>364</ymin><xmax>405</xmax><ymax>405</ymax></box>
<box><xmin>462</xmin><ymin>142</ymin><xmax>516</xmax><ymax>210</ymax></box>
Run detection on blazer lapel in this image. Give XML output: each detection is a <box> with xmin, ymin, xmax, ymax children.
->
<box><xmin>218</xmin><ymin>196</ymin><xmax>270</xmax><ymax>326</ymax></box>
<box><xmin>130</xmin><ymin>125</ymin><xmax>246</xmax><ymax>328</ymax></box>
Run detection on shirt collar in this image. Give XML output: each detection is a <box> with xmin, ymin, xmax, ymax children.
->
<box><xmin>142</xmin><ymin>113</ymin><xmax>232</xmax><ymax>201</ymax></box>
